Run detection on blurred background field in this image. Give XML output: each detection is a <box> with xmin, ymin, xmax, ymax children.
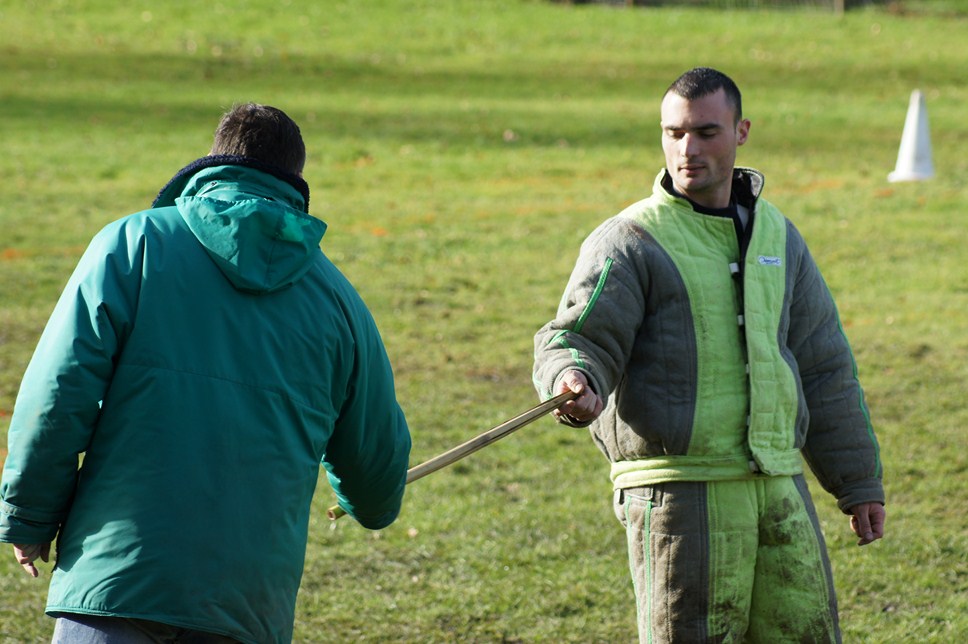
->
<box><xmin>1</xmin><ymin>0</ymin><xmax>966</xmax><ymax>641</ymax></box>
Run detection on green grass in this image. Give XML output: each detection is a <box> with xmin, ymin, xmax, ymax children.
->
<box><xmin>1</xmin><ymin>0</ymin><xmax>967</xmax><ymax>641</ymax></box>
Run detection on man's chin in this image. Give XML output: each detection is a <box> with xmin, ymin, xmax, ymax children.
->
<box><xmin>674</xmin><ymin>177</ymin><xmax>706</xmax><ymax>196</ymax></box>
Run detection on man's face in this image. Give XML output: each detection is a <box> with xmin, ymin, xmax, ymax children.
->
<box><xmin>660</xmin><ymin>88</ymin><xmax>750</xmax><ymax>209</ymax></box>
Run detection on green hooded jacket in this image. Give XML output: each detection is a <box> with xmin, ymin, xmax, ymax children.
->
<box><xmin>0</xmin><ymin>159</ymin><xmax>411</xmax><ymax>643</ymax></box>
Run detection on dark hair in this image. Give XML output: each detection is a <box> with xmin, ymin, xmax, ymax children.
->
<box><xmin>665</xmin><ymin>67</ymin><xmax>743</xmax><ymax>122</ymax></box>
<box><xmin>210</xmin><ymin>103</ymin><xmax>306</xmax><ymax>175</ymax></box>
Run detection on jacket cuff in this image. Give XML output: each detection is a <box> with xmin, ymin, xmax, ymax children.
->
<box><xmin>351</xmin><ymin>506</ymin><xmax>401</xmax><ymax>531</ymax></box>
<box><xmin>0</xmin><ymin>504</ymin><xmax>60</xmax><ymax>544</ymax></box>
<box><xmin>555</xmin><ymin>413</ymin><xmax>593</xmax><ymax>429</ymax></box>
<box><xmin>834</xmin><ymin>480</ymin><xmax>885</xmax><ymax>514</ymax></box>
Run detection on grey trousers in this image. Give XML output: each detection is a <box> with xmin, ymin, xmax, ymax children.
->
<box><xmin>52</xmin><ymin>613</ymin><xmax>241</xmax><ymax>644</ymax></box>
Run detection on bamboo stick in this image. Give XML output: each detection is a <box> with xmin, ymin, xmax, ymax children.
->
<box><xmin>327</xmin><ymin>390</ymin><xmax>578</xmax><ymax>521</ymax></box>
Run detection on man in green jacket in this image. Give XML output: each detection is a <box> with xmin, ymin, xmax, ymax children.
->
<box><xmin>533</xmin><ymin>68</ymin><xmax>884</xmax><ymax>642</ymax></box>
<box><xmin>1</xmin><ymin>104</ymin><xmax>411</xmax><ymax>643</ymax></box>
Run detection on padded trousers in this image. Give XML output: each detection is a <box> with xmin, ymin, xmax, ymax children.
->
<box><xmin>614</xmin><ymin>475</ymin><xmax>841</xmax><ymax>643</ymax></box>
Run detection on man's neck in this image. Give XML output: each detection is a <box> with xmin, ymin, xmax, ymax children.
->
<box><xmin>662</xmin><ymin>173</ymin><xmax>737</xmax><ymax>218</ymax></box>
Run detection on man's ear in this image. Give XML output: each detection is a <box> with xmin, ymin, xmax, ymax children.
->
<box><xmin>737</xmin><ymin>118</ymin><xmax>751</xmax><ymax>146</ymax></box>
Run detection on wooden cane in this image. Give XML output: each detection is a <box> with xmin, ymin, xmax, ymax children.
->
<box><xmin>327</xmin><ymin>390</ymin><xmax>578</xmax><ymax>521</ymax></box>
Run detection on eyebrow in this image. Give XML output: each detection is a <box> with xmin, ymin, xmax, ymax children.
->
<box><xmin>662</xmin><ymin>122</ymin><xmax>722</xmax><ymax>132</ymax></box>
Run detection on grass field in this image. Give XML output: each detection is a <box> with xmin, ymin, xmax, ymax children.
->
<box><xmin>1</xmin><ymin>0</ymin><xmax>966</xmax><ymax>641</ymax></box>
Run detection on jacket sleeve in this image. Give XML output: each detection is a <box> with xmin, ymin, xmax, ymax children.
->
<box><xmin>532</xmin><ymin>218</ymin><xmax>648</xmax><ymax>424</ymax></box>
<box><xmin>787</xmin><ymin>234</ymin><xmax>883</xmax><ymax>512</ymax></box>
<box><xmin>0</xmin><ymin>223</ymin><xmax>139</xmax><ymax>544</ymax></box>
<box><xmin>322</xmin><ymin>297</ymin><xmax>411</xmax><ymax>530</ymax></box>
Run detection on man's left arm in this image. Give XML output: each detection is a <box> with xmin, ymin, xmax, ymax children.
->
<box><xmin>13</xmin><ymin>542</ymin><xmax>50</xmax><ymax>577</ymax></box>
<box><xmin>786</xmin><ymin>236</ymin><xmax>884</xmax><ymax>536</ymax></box>
<box><xmin>849</xmin><ymin>502</ymin><xmax>886</xmax><ymax>546</ymax></box>
<box><xmin>1</xmin><ymin>223</ymin><xmax>139</xmax><ymax>555</ymax></box>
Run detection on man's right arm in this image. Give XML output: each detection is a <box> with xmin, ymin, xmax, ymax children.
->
<box><xmin>322</xmin><ymin>299</ymin><xmax>411</xmax><ymax>530</ymax></box>
<box><xmin>552</xmin><ymin>370</ymin><xmax>604</xmax><ymax>424</ymax></box>
<box><xmin>532</xmin><ymin>218</ymin><xmax>647</xmax><ymax>425</ymax></box>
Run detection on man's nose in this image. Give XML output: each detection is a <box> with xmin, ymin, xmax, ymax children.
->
<box><xmin>681</xmin><ymin>133</ymin><xmax>701</xmax><ymax>157</ymax></box>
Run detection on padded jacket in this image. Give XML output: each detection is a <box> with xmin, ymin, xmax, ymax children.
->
<box><xmin>533</xmin><ymin>169</ymin><xmax>882</xmax><ymax>513</ymax></box>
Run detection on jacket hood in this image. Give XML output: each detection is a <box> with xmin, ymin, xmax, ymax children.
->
<box><xmin>156</xmin><ymin>160</ymin><xmax>326</xmax><ymax>294</ymax></box>
<box><xmin>153</xmin><ymin>155</ymin><xmax>310</xmax><ymax>212</ymax></box>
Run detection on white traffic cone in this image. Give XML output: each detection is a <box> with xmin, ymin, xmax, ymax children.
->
<box><xmin>888</xmin><ymin>89</ymin><xmax>934</xmax><ymax>182</ymax></box>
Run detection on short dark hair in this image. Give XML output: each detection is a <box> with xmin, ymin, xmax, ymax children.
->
<box><xmin>210</xmin><ymin>103</ymin><xmax>306</xmax><ymax>175</ymax></box>
<box><xmin>665</xmin><ymin>67</ymin><xmax>743</xmax><ymax>122</ymax></box>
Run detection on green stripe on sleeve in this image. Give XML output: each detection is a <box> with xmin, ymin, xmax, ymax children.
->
<box><xmin>836</xmin><ymin>317</ymin><xmax>882</xmax><ymax>478</ymax></box>
<box><xmin>574</xmin><ymin>257</ymin><xmax>613</xmax><ymax>334</ymax></box>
